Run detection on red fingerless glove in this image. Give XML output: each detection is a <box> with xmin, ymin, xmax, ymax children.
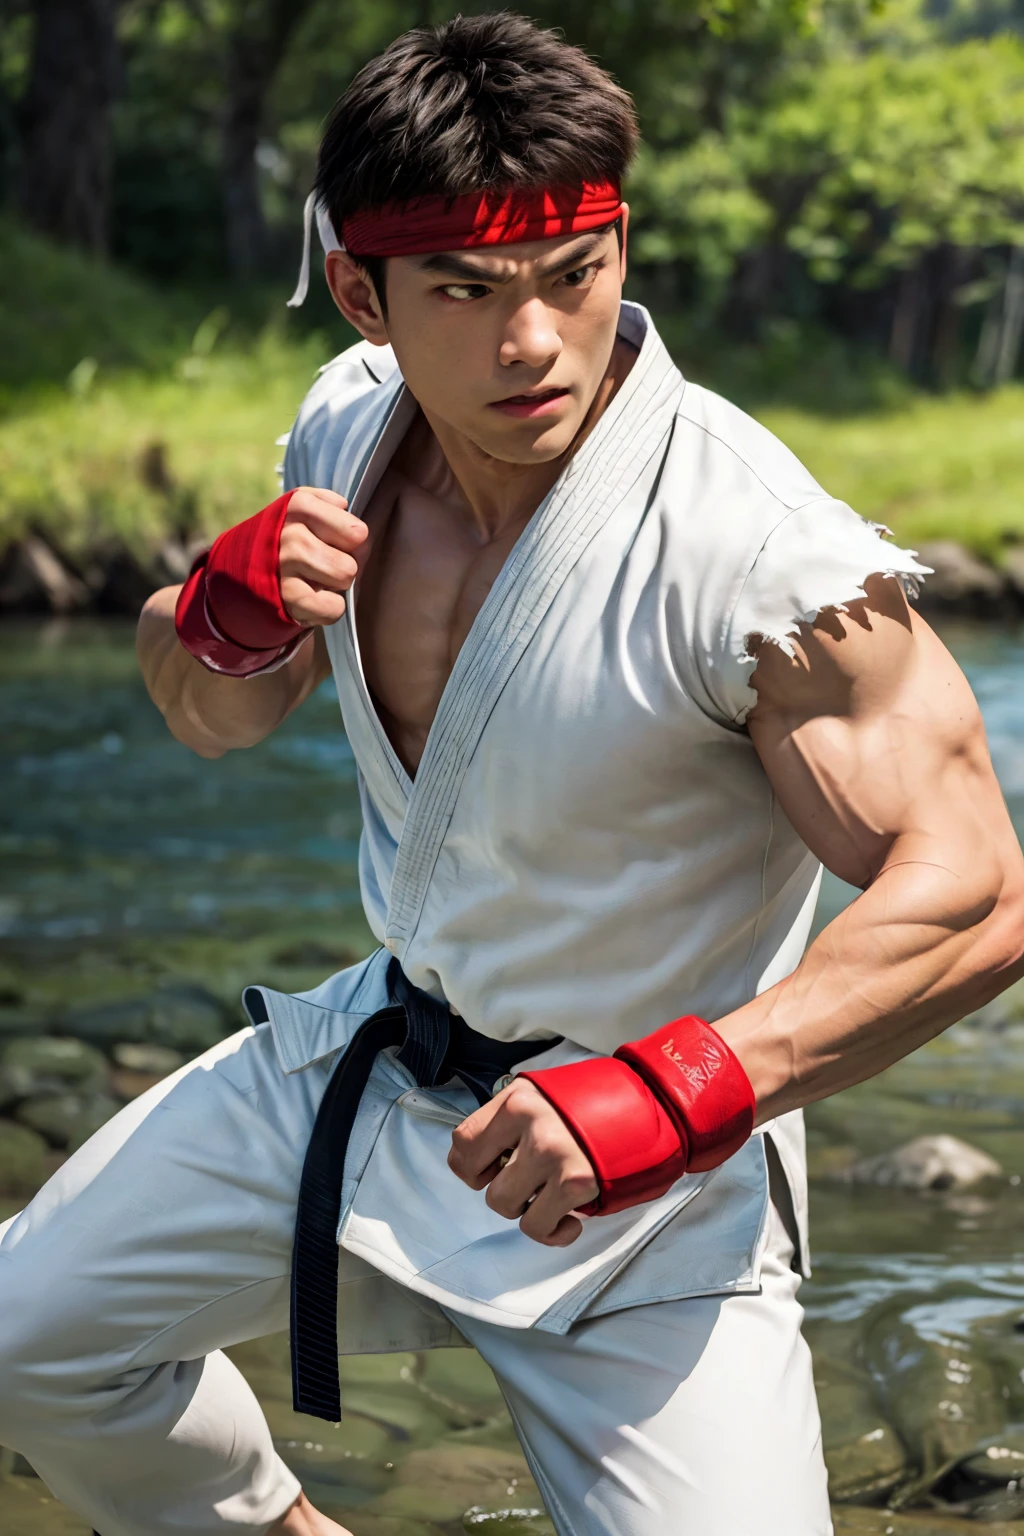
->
<box><xmin>520</xmin><ymin>1016</ymin><xmax>755</xmax><ymax>1217</ymax></box>
<box><xmin>175</xmin><ymin>493</ymin><xmax>312</xmax><ymax>677</ymax></box>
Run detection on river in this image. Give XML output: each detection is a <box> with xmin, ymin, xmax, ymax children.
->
<box><xmin>2</xmin><ymin>617</ymin><xmax>1024</xmax><ymax>1535</ymax></box>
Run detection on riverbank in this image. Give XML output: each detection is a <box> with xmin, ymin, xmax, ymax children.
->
<box><xmin>3</xmin><ymin>218</ymin><xmax>1023</xmax><ymax>619</ymax></box>
<box><xmin>2</xmin><ymin>338</ymin><xmax>1023</xmax><ymax>618</ymax></box>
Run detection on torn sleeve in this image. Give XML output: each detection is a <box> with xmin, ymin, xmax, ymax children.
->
<box><xmin>716</xmin><ymin>498</ymin><xmax>931</xmax><ymax>725</ymax></box>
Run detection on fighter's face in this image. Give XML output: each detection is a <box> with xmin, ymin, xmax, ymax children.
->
<box><xmin>329</xmin><ymin>217</ymin><xmax>628</xmax><ymax>465</ymax></box>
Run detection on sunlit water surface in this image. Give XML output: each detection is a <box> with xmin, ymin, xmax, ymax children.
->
<box><xmin>2</xmin><ymin>618</ymin><xmax>1024</xmax><ymax>1535</ymax></box>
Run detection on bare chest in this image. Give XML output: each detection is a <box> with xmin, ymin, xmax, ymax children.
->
<box><xmin>355</xmin><ymin>464</ymin><xmax>530</xmax><ymax>777</ymax></box>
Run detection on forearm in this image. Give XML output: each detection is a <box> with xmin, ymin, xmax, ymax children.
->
<box><xmin>717</xmin><ymin>835</ymin><xmax>1024</xmax><ymax>1123</ymax></box>
<box><xmin>137</xmin><ymin>585</ymin><xmax>326</xmax><ymax>757</ymax></box>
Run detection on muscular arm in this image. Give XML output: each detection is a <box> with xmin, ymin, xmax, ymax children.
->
<box><xmin>449</xmin><ymin>573</ymin><xmax>1024</xmax><ymax>1246</ymax></box>
<box><xmin>137</xmin><ymin>588</ymin><xmax>331</xmax><ymax>758</ymax></box>
<box><xmin>720</xmin><ymin>573</ymin><xmax>1024</xmax><ymax>1118</ymax></box>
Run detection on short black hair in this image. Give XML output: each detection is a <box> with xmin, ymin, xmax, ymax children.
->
<box><xmin>315</xmin><ymin>12</ymin><xmax>638</xmax><ymax>302</ymax></box>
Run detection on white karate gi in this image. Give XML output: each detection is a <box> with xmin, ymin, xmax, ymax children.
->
<box><xmin>0</xmin><ymin>304</ymin><xmax>927</xmax><ymax>1535</ymax></box>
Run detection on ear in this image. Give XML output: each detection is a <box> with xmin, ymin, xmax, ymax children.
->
<box><xmin>324</xmin><ymin>250</ymin><xmax>389</xmax><ymax>346</ymax></box>
<box><xmin>618</xmin><ymin>204</ymin><xmax>629</xmax><ymax>285</ymax></box>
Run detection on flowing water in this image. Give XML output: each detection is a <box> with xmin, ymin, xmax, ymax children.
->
<box><xmin>2</xmin><ymin>618</ymin><xmax>1024</xmax><ymax>1535</ymax></box>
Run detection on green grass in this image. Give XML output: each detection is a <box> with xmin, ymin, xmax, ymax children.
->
<box><xmin>4</xmin><ymin>337</ymin><xmax>1021</xmax><ymax>565</ymax></box>
<box><xmin>759</xmin><ymin>388</ymin><xmax>1024</xmax><ymax>564</ymax></box>
<box><xmin>0</xmin><ymin>218</ymin><xmax>196</xmax><ymax>399</ymax></box>
<box><xmin>0</xmin><ymin>330</ymin><xmax>333</xmax><ymax>558</ymax></box>
<box><xmin>1</xmin><ymin>219</ymin><xmax>1022</xmax><ymax>565</ymax></box>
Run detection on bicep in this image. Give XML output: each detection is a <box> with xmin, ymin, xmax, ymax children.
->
<box><xmin>746</xmin><ymin>575</ymin><xmax>1004</xmax><ymax>889</ymax></box>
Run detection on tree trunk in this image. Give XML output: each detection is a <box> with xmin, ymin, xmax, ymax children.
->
<box><xmin>17</xmin><ymin>0</ymin><xmax>120</xmax><ymax>253</ymax></box>
<box><xmin>931</xmin><ymin>245</ymin><xmax>971</xmax><ymax>389</ymax></box>
<box><xmin>994</xmin><ymin>245</ymin><xmax>1024</xmax><ymax>386</ymax></box>
<box><xmin>222</xmin><ymin>0</ymin><xmax>317</xmax><ymax>279</ymax></box>
<box><xmin>889</xmin><ymin>264</ymin><xmax>921</xmax><ymax>374</ymax></box>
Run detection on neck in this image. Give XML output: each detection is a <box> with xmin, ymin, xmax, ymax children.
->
<box><xmin>418</xmin><ymin>332</ymin><xmax>638</xmax><ymax>542</ymax></box>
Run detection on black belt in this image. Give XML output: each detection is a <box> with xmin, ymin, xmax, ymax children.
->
<box><xmin>264</xmin><ymin>958</ymin><xmax>552</xmax><ymax>1422</ymax></box>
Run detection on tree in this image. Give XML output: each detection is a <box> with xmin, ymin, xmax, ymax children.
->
<box><xmin>17</xmin><ymin>0</ymin><xmax>121</xmax><ymax>252</ymax></box>
<box><xmin>221</xmin><ymin>0</ymin><xmax>319</xmax><ymax>277</ymax></box>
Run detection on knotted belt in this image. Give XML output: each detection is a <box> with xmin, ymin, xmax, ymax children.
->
<box><xmin>279</xmin><ymin>958</ymin><xmax>552</xmax><ymax>1422</ymax></box>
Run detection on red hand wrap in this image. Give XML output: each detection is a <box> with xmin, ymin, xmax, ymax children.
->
<box><xmin>615</xmin><ymin>1016</ymin><xmax>755</xmax><ymax>1173</ymax></box>
<box><xmin>520</xmin><ymin>1017</ymin><xmax>755</xmax><ymax>1216</ymax></box>
<box><xmin>520</xmin><ymin>1057</ymin><xmax>688</xmax><ymax>1217</ymax></box>
<box><xmin>175</xmin><ymin>493</ymin><xmax>312</xmax><ymax>677</ymax></box>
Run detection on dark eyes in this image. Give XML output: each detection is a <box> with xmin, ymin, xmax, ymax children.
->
<box><xmin>438</xmin><ymin>260</ymin><xmax>604</xmax><ymax>303</ymax></box>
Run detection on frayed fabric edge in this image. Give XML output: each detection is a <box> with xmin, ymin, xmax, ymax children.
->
<box><xmin>732</xmin><ymin>543</ymin><xmax>933</xmax><ymax>724</ymax></box>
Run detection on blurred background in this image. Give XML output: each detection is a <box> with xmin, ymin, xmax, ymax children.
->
<box><xmin>2</xmin><ymin>3</ymin><xmax>1024</xmax><ymax>1534</ymax></box>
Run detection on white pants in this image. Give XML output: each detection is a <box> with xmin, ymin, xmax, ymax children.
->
<box><xmin>0</xmin><ymin>1024</ymin><xmax>831</xmax><ymax>1536</ymax></box>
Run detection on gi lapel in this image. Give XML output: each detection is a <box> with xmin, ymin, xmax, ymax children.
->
<box><xmin>382</xmin><ymin>305</ymin><xmax>685</xmax><ymax>953</ymax></box>
<box><xmin>335</xmin><ymin>382</ymin><xmax>420</xmax><ymax>802</ymax></box>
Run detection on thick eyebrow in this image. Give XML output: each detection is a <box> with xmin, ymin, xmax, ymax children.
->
<box><xmin>415</xmin><ymin>229</ymin><xmax>610</xmax><ymax>284</ymax></box>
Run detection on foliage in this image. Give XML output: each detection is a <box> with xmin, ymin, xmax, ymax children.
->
<box><xmin>628</xmin><ymin>137</ymin><xmax>773</xmax><ymax>294</ymax></box>
<box><xmin>745</xmin><ymin>36</ymin><xmax>1024</xmax><ymax>287</ymax></box>
<box><xmin>0</xmin><ymin>216</ymin><xmax>195</xmax><ymax>396</ymax></box>
<box><xmin>0</xmin><ymin>328</ymin><xmax>331</xmax><ymax>558</ymax></box>
<box><xmin>5</xmin><ymin>0</ymin><xmax>1024</xmax><ymax>393</ymax></box>
<box><xmin>760</xmin><ymin>385</ymin><xmax>1024</xmax><ymax>560</ymax></box>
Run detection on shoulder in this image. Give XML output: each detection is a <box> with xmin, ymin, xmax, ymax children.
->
<box><xmin>669</xmin><ymin>380</ymin><xmax>828</xmax><ymax>525</ymax></box>
<box><xmin>655</xmin><ymin>381</ymin><xmax>930</xmax><ymax>728</ymax></box>
<box><xmin>281</xmin><ymin>339</ymin><xmax>402</xmax><ymax>493</ymax></box>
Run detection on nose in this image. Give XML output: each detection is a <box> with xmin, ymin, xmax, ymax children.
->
<box><xmin>498</xmin><ymin>297</ymin><xmax>563</xmax><ymax>371</ymax></box>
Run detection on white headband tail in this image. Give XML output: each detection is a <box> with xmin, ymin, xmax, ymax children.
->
<box><xmin>286</xmin><ymin>191</ymin><xmax>343</xmax><ymax>308</ymax></box>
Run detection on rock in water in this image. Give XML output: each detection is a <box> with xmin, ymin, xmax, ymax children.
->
<box><xmin>112</xmin><ymin>1043</ymin><xmax>185</xmax><ymax>1075</ymax></box>
<box><xmin>865</xmin><ymin>1302</ymin><xmax>1003</xmax><ymax>1493</ymax></box>
<box><xmin>811</xmin><ymin>1323</ymin><xmax>907</xmax><ymax>1502</ymax></box>
<box><xmin>938</xmin><ymin>1427</ymin><xmax>1024</xmax><ymax>1522</ymax></box>
<box><xmin>845</xmin><ymin>1135</ymin><xmax>1001</xmax><ymax>1190</ymax></box>
<box><xmin>0</xmin><ymin>1120</ymin><xmax>48</xmax><ymax>1197</ymax></box>
<box><xmin>16</xmin><ymin>1092</ymin><xmax>120</xmax><ymax>1150</ymax></box>
<box><xmin>0</xmin><ymin>1037</ymin><xmax>109</xmax><ymax>1110</ymax></box>
<box><xmin>66</xmin><ymin>984</ymin><xmax>229</xmax><ymax>1054</ymax></box>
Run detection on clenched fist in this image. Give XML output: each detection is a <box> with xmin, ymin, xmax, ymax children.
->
<box><xmin>448</xmin><ymin>1076</ymin><xmax>599</xmax><ymax>1247</ymax></box>
<box><xmin>279</xmin><ymin>487</ymin><xmax>370</xmax><ymax>627</ymax></box>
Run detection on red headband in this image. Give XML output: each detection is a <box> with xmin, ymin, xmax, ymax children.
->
<box><xmin>341</xmin><ymin>180</ymin><xmax>622</xmax><ymax>258</ymax></box>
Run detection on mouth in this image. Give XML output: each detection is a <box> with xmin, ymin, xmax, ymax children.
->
<box><xmin>488</xmin><ymin>386</ymin><xmax>571</xmax><ymax>419</ymax></box>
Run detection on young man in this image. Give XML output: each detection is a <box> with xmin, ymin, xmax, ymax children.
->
<box><xmin>1</xmin><ymin>13</ymin><xmax>1022</xmax><ymax>1536</ymax></box>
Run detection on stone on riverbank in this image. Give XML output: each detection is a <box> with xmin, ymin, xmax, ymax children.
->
<box><xmin>0</xmin><ymin>536</ymin><xmax>90</xmax><ymax>615</ymax></box>
<box><xmin>371</xmin><ymin>1445</ymin><xmax>542</xmax><ymax>1526</ymax></box>
<box><xmin>0</xmin><ymin>1119</ymin><xmax>48</xmax><ymax>1196</ymax></box>
<box><xmin>1001</xmin><ymin>546</ymin><xmax>1024</xmax><ymax>604</ymax></box>
<box><xmin>913</xmin><ymin>541</ymin><xmax>1012</xmax><ymax>616</ymax></box>
<box><xmin>111</xmin><ymin>1042</ymin><xmax>185</xmax><ymax>1075</ymax></box>
<box><xmin>16</xmin><ymin>1091</ymin><xmax>120</xmax><ymax>1150</ymax></box>
<box><xmin>0</xmin><ymin>1037</ymin><xmax>108</xmax><ymax>1111</ymax></box>
<box><xmin>843</xmin><ymin>1134</ymin><xmax>1002</xmax><ymax>1190</ymax></box>
<box><xmin>65</xmin><ymin>983</ymin><xmax>229</xmax><ymax>1054</ymax></box>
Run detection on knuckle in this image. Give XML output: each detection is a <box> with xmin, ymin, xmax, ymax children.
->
<box><xmin>525</xmin><ymin>1130</ymin><xmax>560</xmax><ymax>1164</ymax></box>
<box><xmin>519</xmin><ymin>1213</ymin><xmax>553</xmax><ymax>1245</ymax></box>
<box><xmin>561</xmin><ymin>1173</ymin><xmax>596</xmax><ymax>1202</ymax></box>
<box><xmin>484</xmin><ymin>1185</ymin><xmax>518</xmax><ymax>1219</ymax></box>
